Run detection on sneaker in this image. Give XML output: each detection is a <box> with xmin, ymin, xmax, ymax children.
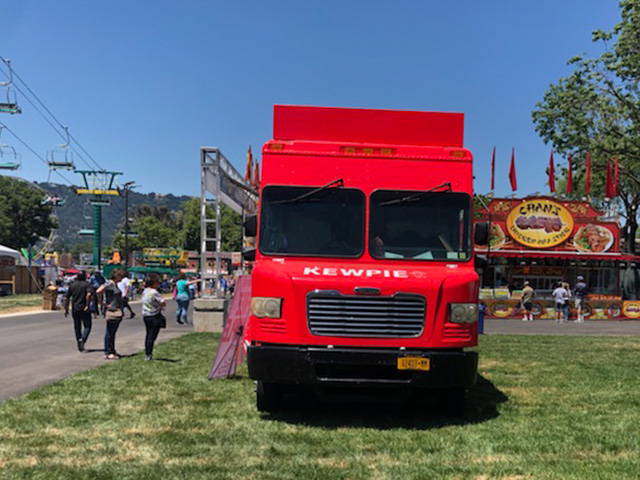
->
<box><xmin>130</xmin><ymin>312</ymin><xmax>136</xmax><ymax>319</ymax></box>
<box><xmin>144</xmin><ymin>355</ymin><xmax>153</xmax><ymax>361</ymax></box>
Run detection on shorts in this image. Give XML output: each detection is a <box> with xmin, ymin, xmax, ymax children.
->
<box><xmin>523</xmin><ymin>302</ymin><xmax>533</xmax><ymax>312</ymax></box>
<box><xmin>555</xmin><ymin>302</ymin><xmax>565</xmax><ymax>310</ymax></box>
<box><xmin>575</xmin><ymin>298</ymin><xmax>583</xmax><ymax>309</ymax></box>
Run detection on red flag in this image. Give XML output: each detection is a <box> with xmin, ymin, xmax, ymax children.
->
<box><xmin>566</xmin><ymin>154</ymin><xmax>573</xmax><ymax>194</ymax></box>
<box><xmin>490</xmin><ymin>147</ymin><xmax>496</xmax><ymax>191</ymax></box>
<box><xmin>614</xmin><ymin>158</ymin><xmax>619</xmax><ymax>197</ymax></box>
<box><xmin>245</xmin><ymin>146</ymin><xmax>253</xmax><ymax>182</ymax></box>
<box><xmin>585</xmin><ymin>152</ymin><xmax>591</xmax><ymax>194</ymax></box>
<box><xmin>509</xmin><ymin>148</ymin><xmax>517</xmax><ymax>191</ymax></box>
<box><xmin>605</xmin><ymin>159</ymin><xmax>613</xmax><ymax>197</ymax></box>
<box><xmin>548</xmin><ymin>151</ymin><xmax>556</xmax><ymax>193</ymax></box>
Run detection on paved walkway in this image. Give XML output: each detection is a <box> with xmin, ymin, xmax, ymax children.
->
<box><xmin>485</xmin><ymin>318</ymin><xmax>640</xmax><ymax>336</ymax></box>
<box><xmin>0</xmin><ymin>300</ymin><xmax>193</xmax><ymax>402</ymax></box>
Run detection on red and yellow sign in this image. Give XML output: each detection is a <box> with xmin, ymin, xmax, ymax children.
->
<box><xmin>474</xmin><ymin>196</ymin><xmax>621</xmax><ymax>253</ymax></box>
<box><xmin>506</xmin><ymin>199</ymin><xmax>574</xmax><ymax>248</ymax></box>
<box><xmin>622</xmin><ymin>301</ymin><xmax>640</xmax><ymax>319</ymax></box>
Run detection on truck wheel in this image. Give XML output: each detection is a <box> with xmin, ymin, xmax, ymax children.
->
<box><xmin>441</xmin><ymin>388</ymin><xmax>466</xmax><ymax>417</ymax></box>
<box><xmin>256</xmin><ymin>381</ymin><xmax>282</xmax><ymax>413</ymax></box>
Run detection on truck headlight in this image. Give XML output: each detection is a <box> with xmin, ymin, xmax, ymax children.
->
<box><xmin>251</xmin><ymin>297</ymin><xmax>283</xmax><ymax>318</ymax></box>
<box><xmin>449</xmin><ymin>303</ymin><xmax>478</xmax><ymax>323</ymax></box>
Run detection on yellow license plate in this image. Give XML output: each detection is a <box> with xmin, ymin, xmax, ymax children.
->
<box><xmin>397</xmin><ymin>356</ymin><xmax>430</xmax><ymax>371</ymax></box>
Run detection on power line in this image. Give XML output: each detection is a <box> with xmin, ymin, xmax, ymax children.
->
<box><xmin>0</xmin><ymin>57</ymin><xmax>105</xmax><ymax>171</ymax></box>
<box><xmin>0</xmin><ymin>120</ymin><xmax>74</xmax><ymax>185</ymax></box>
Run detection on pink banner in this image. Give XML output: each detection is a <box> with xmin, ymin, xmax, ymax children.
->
<box><xmin>208</xmin><ymin>275</ymin><xmax>252</xmax><ymax>379</ymax></box>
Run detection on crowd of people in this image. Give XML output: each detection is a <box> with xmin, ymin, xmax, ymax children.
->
<box><xmin>61</xmin><ymin>269</ymin><xmax>206</xmax><ymax>361</ymax></box>
<box><xmin>516</xmin><ymin>276</ymin><xmax>589</xmax><ymax>323</ymax></box>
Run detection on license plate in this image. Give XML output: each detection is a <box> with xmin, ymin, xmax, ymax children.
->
<box><xmin>397</xmin><ymin>356</ymin><xmax>430</xmax><ymax>371</ymax></box>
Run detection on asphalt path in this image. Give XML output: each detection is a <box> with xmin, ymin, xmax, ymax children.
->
<box><xmin>0</xmin><ymin>300</ymin><xmax>193</xmax><ymax>402</ymax></box>
<box><xmin>484</xmin><ymin>318</ymin><xmax>640</xmax><ymax>336</ymax></box>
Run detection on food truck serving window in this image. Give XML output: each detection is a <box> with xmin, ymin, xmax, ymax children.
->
<box><xmin>369</xmin><ymin>191</ymin><xmax>471</xmax><ymax>261</ymax></box>
<box><xmin>260</xmin><ymin>186</ymin><xmax>365</xmax><ymax>257</ymax></box>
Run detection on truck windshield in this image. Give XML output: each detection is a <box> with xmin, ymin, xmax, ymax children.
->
<box><xmin>260</xmin><ymin>186</ymin><xmax>365</xmax><ymax>257</ymax></box>
<box><xmin>369</xmin><ymin>191</ymin><xmax>471</xmax><ymax>261</ymax></box>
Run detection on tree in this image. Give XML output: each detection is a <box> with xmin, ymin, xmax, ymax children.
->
<box><xmin>532</xmin><ymin>0</ymin><xmax>640</xmax><ymax>252</ymax></box>
<box><xmin>177</xmin><ymin>198</ymin><xmax>242</xmax><ymax>252</ymax></box>
<box><xmin>0</xmin><ymin>176</ymin><xmax>57</xmax><ymax>249</ymax></box>
<box><xmin>112</xmin><ymin>215</ymin><xmax>178</xmax><ymax>251</ymax></box>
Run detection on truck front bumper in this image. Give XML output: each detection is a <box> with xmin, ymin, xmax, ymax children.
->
<box><xmin>247</xmin><ymin>344</ymin><xmax>478</xmax><ymax>388</ymax></box>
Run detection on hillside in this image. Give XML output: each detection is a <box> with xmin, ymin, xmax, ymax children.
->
<box><xmin>36</xmin><ymin>182</ymin><xmax>193</xmax><ymax>248</ymax></box>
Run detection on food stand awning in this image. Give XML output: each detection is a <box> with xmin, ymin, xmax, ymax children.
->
<box><xmin>481</xmin><ymin>250</ymin><xmax>640</xmax><ymax>262</ymax></box>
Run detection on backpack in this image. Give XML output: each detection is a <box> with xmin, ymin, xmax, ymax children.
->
<box><xmin>104</xmin><ymin>282</ymin><xmax>123</xmax><ymax>312</ymax></box>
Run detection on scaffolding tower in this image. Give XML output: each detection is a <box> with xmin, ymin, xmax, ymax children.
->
<box><xmin>200</xmin><ymin>147</ymin><xmax>256</xmax><ymax>296</ymax></box>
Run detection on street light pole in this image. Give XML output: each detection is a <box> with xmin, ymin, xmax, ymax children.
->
<box><xmin>123</xmin><ymin>181</ymin><xmax>137</xmax><ymax>268</ymax></box>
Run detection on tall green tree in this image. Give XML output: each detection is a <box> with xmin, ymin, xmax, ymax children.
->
<box><xmin>532</xmin><ymin>0</ymin><xmax>640</xmax><ymax>252</ymax></box>
<box><xmin>0</xmin><ymin>176</ymin><xmax>57</xmax><ymax>249</ymax></box>
<box><xmin>177</xmin><ymin>198</ymin><xmax>242</xmax><ymax>252</ymax></box>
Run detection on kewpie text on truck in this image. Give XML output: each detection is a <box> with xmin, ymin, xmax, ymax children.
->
<box><xmin>244</xmin><ymin>105</ymin><xmax>488</xmax><ymax>414</ymax></box>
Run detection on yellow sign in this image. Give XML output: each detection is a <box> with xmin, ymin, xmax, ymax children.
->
<box><xmin>506</xmin><ymin>199</ymin><xmax>574</xmax><ymax>248</ymax></box>
<box><xmin>622</xmin><ymin>301</ymin><xmax>640</xmax><ymax>319</ymax></box>
<box><xmin>75</xmin><ymin>188</ymin><xmax>120</xmax><ymax>196</ymax></box>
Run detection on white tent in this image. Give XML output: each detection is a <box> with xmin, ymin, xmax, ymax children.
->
<box><xmin>0</xmin><ymin>245</ymin><xmax>28</xmax><ymax>266</ymax></box>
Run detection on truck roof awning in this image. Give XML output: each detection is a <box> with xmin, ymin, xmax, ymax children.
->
<box><xmin>273</xmin><ymin>105</ymin><xmax>464</xmax><ymax>147</ymax></box>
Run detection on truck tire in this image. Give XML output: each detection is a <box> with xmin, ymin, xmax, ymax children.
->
<box><xmin>441</xmin><ymin>388</ymin><xmax>466</xmax><ymax>417</ymax></box>
<box><xmin>256</xmin><ymin>381</ymin><xmax>282</xmax><ymax>413</ymax></box>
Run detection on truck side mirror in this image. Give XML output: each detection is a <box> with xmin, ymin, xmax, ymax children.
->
<box><xmin>242</xmin><ymin>248</ymin><xmax>256</xmax><ymax>262</ymax></box>
<box><xmin>474</xmin><ymin>222</ymin><xmax>489</xmax><ymax>246</ymax></box>
<box><xmin>244</xmin><ymin>215</ymin><xmax>257</xmax><ymax>237</ymax></box>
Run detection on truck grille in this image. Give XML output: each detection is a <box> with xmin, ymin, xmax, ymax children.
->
<box><xmin>307</xmin><ymin>291</ymin><xmax>425</xmax><ymax>338</ymax></box>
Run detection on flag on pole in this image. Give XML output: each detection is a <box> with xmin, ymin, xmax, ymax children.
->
<box><xmin>613</xmin><ymin>157</ymin><xmax>619</xmax><ymax>197</ymax></box>
<box><xmin>548</xmin><ymin>151</ymin><xmax>556</xmax><ymax>193</ymax></box>
<box><xmin>566</xmin><ymin>154</ymin><xmax>573</xmax><ymax>194</ymax></box>
<box><xmin>509</xmin><ymin>148</ymin><xmax>517</xmax><ymax>191</ymax></box>
<box><xmin>245</xmin><ymin>147</ymin><xmax>253</xmax><ymax>182</ymax></box>
<box><xmin>585</xmin><ymin>152</ymin><xmax>591</xmax><ymax>194</ymax></box>
<box><xmin>605</xmin><ymin>159</ymin><xmax>613</xmax><ymax>198</ymax></box>
<box><xmin>490</xmin><ymin>146</ymin><xmax>496</xmax><ymax>191</ymax></box>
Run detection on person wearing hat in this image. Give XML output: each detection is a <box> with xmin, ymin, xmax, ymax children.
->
<box><xmin>574</xmin><ymin>275</ymin><xmax>588</xmax><ymax>323</ymax></box>
<box><xmin>520</xmin><ymin>281</ymin><xmax>535</xmax><ymax>321</ymax></box>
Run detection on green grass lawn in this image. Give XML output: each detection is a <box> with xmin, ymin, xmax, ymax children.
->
<box><xmin>1</xmin><ymin>334</ymin><xmax>639</xmax><ymax>479</ymax></box>
<box><xmin>0</xmin><ymin>294</ymin><xmax>42</xmax><ymax>313</ymax></box>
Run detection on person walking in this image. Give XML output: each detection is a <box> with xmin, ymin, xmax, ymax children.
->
<box><xmin>63</xmin><ymin>271</ymin><xmax>95</xmax><ymax>352</ymax></box>
<box><xmin>562</xmin><ymin>282</ymin><xmax>572</xmax><ymax>322</ymax></box>
<box><xmin>174</xmin><ymin>274</ymin><xmax>199</xmax><ymax>325</ymax></box>
<box><xmin>520</xmin><ymin>281</ymin><xmax>535</xmax><ymax>321</ymax></box>
<box><xmin>97</xmin><ymin>270</ymin><xmax>125</xmax><ymax>360</ymax></box>
<box><xmin>574</xmin><ymin>275</ymin><xmax>588</xmax><ymax>323</ymax></box>
<box><xmin>117</xmin><ymin>272</ymin><xmax>136</xmax><ymax>319</ymax></box>
<box><xmin>141</xmin><ymin>273</ymin><xmax>167</xmax><ymax>361</ymax></box>
<box><xmin>552</xmin><ymin>282</ymin><xmax>568</xmax><ymax>325</ymax></box>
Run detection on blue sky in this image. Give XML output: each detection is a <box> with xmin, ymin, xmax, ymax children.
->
<box><xmin>0</xmin><ymin>1</ymin><xmax>621</xmax><ymax>197</ymax></box>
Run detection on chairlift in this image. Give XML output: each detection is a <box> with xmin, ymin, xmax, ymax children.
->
<box><xmin>0</xmin><ymin>59</ymin><xmax>21</xmax><ymax>115</ymax></box>
<box><xmin>47</xmin><ymin>126</ymin><xmax>75</xmax><ymax>171</ymax></box>
<box><xmin>41</xmin><ymin>195</ymin><xmax>65</xmax><ymax>207</ymax></box>
<box><xmin>0</xmin><ymin>126</ymin><xmax>21</xmax><ymax>170</ymax></box>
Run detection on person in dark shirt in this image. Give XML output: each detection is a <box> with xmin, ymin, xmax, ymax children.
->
<box><xmin>64</xmin><ymin>271</ymin><xmax>95</xmax><ymax>352</ymax></box>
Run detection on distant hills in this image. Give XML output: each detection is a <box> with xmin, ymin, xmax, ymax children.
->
<box><xmin>36</xmin><ymin>182</ymin><xmax>193</xmax><ymax>248</ymax></box>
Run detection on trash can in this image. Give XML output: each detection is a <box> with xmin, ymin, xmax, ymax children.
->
<box><xmin>43</xmin><ymin>285</ymin><xmax>58</xmax><ymax>310</ymax></box>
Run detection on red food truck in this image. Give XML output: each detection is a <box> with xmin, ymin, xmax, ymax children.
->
<box><xmin>245</xmin><ymin>105</ymin><xmax>483</xmax><ymax>413</ymax></box>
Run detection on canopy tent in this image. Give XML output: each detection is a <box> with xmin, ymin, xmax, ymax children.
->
<box><xmin>0</xmin><ymin>244</ymin><xmax>27</xmax><ymax>266</ymax></box>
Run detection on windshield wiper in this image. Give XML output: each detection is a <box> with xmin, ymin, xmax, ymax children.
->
<box><xmin>272</xmin><ymin>178</ymin><xmax>344</xmax><ymax>205</ymax></box>
<box><xmin>378</xmin><ymin>182</ymin><xmax>452</xmax><ymax>207</ymax></box>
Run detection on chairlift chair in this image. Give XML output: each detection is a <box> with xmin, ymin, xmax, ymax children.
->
<box><xmin>0</xmin><ymin>126</ymin><xmax>21</xmax><ymax>170</ymax></box>
<box><xmin>0</xmin><ymin>59</ymin><xmax>22</xmax><ymax>115</ymax></box>
<box><xmin>47</xmin><ymin>126</ymin><xmax>75</xmax><ymax>171</ymax></box>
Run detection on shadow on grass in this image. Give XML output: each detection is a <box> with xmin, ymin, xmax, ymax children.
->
<box><xmin>153</xmin><ymin>358</ymin><xmax>180</xmax><ymax>363</ymax></box>
<box><xmin>266</xmin><ymin>375</ymin><xmax>508</xmax><ymax>430</ymax></box>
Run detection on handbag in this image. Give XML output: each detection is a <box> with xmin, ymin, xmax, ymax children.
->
<box><xmin>156</xmin><ymin>312</ymin><xmax>167</xmax><ymax>329</ymax></box>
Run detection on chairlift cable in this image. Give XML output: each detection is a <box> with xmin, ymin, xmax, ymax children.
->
<box><xmin>0</xmin><ymin>120</ymin><xmax>74</xmax><ymax>185</ymax></box>
<box><xmin>0</xmin><ymin>58</ymin><xmax>105</xmax><ymax>171</ymax></box>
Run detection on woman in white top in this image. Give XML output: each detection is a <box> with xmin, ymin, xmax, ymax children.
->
<box><xmin>142</xmin><ymin>273</ymin><xmax>167</xmax><ymax>361</ymax></box>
